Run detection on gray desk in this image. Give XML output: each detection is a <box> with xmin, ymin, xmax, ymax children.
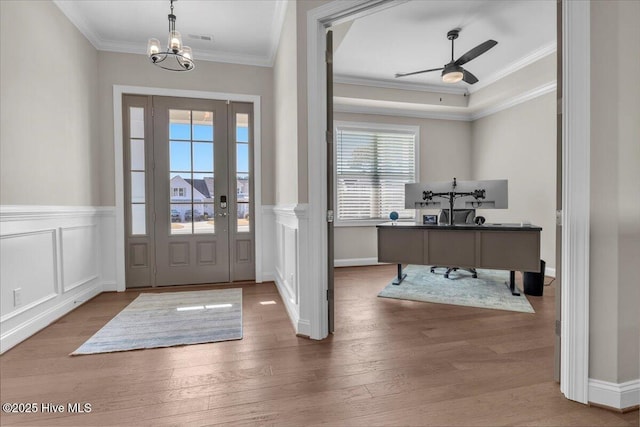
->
<box><xmin>377</xmin><ymin>223</ymin><xmax>542</xmax><ymax>295</ymax></box>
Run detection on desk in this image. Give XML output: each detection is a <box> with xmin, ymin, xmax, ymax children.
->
<box><xmin>377</xmin><ymin>223</ymin><xmax>542</xmax><ymax>295</ymax></box>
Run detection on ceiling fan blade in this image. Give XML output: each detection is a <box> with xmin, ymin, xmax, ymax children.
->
<box><xmin>454</xmin><ymin>40</ymin><xmax>498</xmax><ymax>66</ymax></box>
<box><xmin>462</xmin><ymin>69</ymin><xmax>479</xmax><ymax>84</ymax></box>
<box><xmin>395</xmin><ymin>67</ymin><xmax>443</xmax><ymax>78</ymax></box>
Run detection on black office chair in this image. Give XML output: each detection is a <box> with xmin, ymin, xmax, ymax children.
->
<box><xmin>430</xmin><ymin>209</ymin><xmax>478</xmax><ymax>279</ymax></box>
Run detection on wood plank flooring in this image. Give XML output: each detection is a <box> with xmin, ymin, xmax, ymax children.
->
<box><xmin>1</xmin><ymin>265</ymin><xmax>638</xmax><ymax>426</ymax></box>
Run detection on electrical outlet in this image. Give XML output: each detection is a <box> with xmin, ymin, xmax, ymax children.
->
<box><xmin>13</xmin><ymin>288</ymin><xmax>22</xmax><ymax>307</ymax></box>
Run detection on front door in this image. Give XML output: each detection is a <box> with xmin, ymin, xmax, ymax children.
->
<box><xmin>123</xmin><ymin>95</ymin><xmax>255</xmax><ymax>288</ymax></box>
<box><xmin>153</xmin><ymin>96</ymin><xmax>229</xmax><ymax>285</ymax></box>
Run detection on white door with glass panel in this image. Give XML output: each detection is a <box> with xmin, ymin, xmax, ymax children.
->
<box><xmin>123</xmin><ymin>95</ymin><xmax>254</xmax><ymax>288</ymax></box>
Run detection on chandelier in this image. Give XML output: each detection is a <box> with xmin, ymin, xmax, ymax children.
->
<box><xmin>147</xmin><ymin>0</ymin><xmax>195</xmax><ymax>71</ymax></box>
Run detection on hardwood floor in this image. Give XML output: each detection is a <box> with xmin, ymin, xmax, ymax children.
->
<box><xmin>1</xmin><ymin>265</ymin><xmax>638</xmax><ymax>426</ymax></box>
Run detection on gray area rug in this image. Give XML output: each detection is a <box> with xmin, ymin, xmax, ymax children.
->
<box><xmin>378</xmin><ymin>265</ymin><xmax>534</xmax><ymax>313</ymax></box>
<box><xmin>72</xmin><ymin>288</ymin><xmax>242</xmax><ymax>355</ymax></box>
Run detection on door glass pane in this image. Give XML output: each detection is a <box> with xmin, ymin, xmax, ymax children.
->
<box><xmin>130</xmin><ymin>107</ymin><xmax>144</xmax><ymax>138</ymax></box>
<box><xmin>130</xmin><ymin>139</ymin><xmax>145</xmax><ymax>170</ymax></box>
<box><xmin>237</xmin><ymin>143</ymin><xmax>248</xmax><ymax>173</ymax></box>
<box><xmin>192</xmin><ymin>111</ymin><xmax>214</xmax><ymax>141</ymax></box>
<box><xmin>170</xmin><ymin>203</ymin><xmax>191</xmax><ymax>235</ymax></box>
<box><xmin>193</xmin><ymin>142</ymin><xmax>213</xmax><ymax>171</ymax></box>
<box><xmin>235</xmin><ymin>112</ymin><xmax>250</xmax><ymax>234</ymax></box>
<box><xmin>169</xmin><ymin>110</ymin><xmax>191</xmax><ymax>140</ymax></box>
<box><xmin>131</xmin><ymin>171</ymin><xmax>146</xmax><ymax>203</ymax></box>
<box><xmin>236</xmin><ymin>113</ymin><xmax>249</xmax><ymax>142</ymax></box>
<box><xmin>237</xmin><ymin>171</ymin><xmax>249</xmax><ymax>233</ymax></box>
<box><xmin>131</xmin><ymin>204</ymin><xmax>146</xmax><ymax>235</ymax></box>
<box><xmin>237</xmin><ymin>173</ymin><xmax>249</xmax><ymax>202</ymax></box>
<box><xmin>167</xmin><ymin>109</ymin><xmax>219</xmax><ymax>236</ymax></box>
<box><xmin>237</xmin><ymin>202</ymin><xmax>250</xmax><ymax>233</ymax></box>
<box><xmin>170</xmin><ymin>141</ymin><xmax>191</xmax><ymax>171</ymax></box>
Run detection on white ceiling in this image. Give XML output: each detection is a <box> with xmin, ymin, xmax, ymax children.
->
<box><xmin>54</xmin><ymin>0</ymin><xmax>287</xmax><ymax>66</ymax></box>
<box><xmin>54</xmin><ymin>0</ymin><xmax>555</xmax><ymax>92</ymax></box>
<box><xmin>333</xmin><ymin>0</ymin><xmax>556</xmax><ymax>93</ymax></box>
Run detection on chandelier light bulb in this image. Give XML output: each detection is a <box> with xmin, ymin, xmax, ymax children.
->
<box><xmin>169</xmin><ymin>31</ymin><xmax>182</xmax><ymax>52</ymax></box>
<box><xmin>147</xmin><ymin>38</ymin><xmax>161</xmax><ymax>57</ymax></box>
<box><xmin>181</xmin><ymin>46</ymin><xmax>193</xmax><ymax>60</ymax></box>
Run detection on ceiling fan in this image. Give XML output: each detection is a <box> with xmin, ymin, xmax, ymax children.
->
<box><xmin>395</xmin><ymin>28</ymin><xmax>497</xmax><ymax>84</ymax></box>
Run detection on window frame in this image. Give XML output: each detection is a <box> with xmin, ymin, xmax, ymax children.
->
<box><xmin>333</xmin><ymin>121</ymin><xmax>420</xmax><ymax>227</ymax></box>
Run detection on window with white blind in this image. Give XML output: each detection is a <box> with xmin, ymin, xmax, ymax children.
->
<box><xmin>335</xmin><ymin>122</ymin><xmax>418</xmax><ymax>224</ymax></box>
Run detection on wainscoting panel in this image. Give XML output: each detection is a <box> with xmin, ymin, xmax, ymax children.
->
<box><xmin>0</xmin><ymin>206</ymin><xmax>116</xmax><ymax>353</ymax></box>
<box><xmin>0</xmin><ymin>230</ymin><xmax>58</xmax><ymax>321</ymax></box>
<box><xmin>272</xmin><ymin>204</ymin><xmax>309</xmax><ymax>335</ymax></box>
<box><xmin>61</xmin><ymin>224</ymin><xmax>98</xmax><ymax>292</ymax></box>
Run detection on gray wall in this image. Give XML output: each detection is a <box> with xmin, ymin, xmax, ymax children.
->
<box><xmin>97</xmin><ymin>51</ymin><xmax>275</xmax><ymax>206</ymax></box>
<box><xmin>0</xmin><ymin>0</ymin><xmax>100</xmax><ymax>206</ymax></box>
<box><xmin>471</xmin><ymin>93</ymin><xmax>557</xmax><ymax>271</ymax></box>
<box><xmin>334</xmin><ymin>112</ymin><xmax>472</xmax><ymax>261</ymax></box>
<box><xmin>273</xmin><ymin>0</ymin><xmax>299</xmax><ymax>205</ymax></box>
<box><xmin>589</xmin><ymin>0</ymin><xmax>640</xmax><ymax>384</ymax></box>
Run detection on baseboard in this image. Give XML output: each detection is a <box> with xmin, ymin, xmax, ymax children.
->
<box><xmin>545</xmin><ymin>267</ymin><xmax>556</xmax><ymax>278</ymax></box>
<box><xmin>261</xmin><ymin>272</ymin><xmax>275</xmax><ymax>283</ymax></box>
<box><xmin>0</xmin><ymin>282</ymin><xmax>103</xmax><ymax>354</ymax></box>
<box><xmin>272</xmin><ymin>270</ymin><xmax>301</xmax><ymax>335</ymax></box>
<box><xmin>334</xmin><ymin>257</ymin><xmax>386</xmax><ymax>267</ymax></box>
<box><xmin>589</xmin><ymin>378</ymin><xmax>640</xmax><ymax>411</ymax></box>
<box><xmin>101</xmin><ymin>281</ymin><xmax>118</xmax><ymax>292</ymax></box>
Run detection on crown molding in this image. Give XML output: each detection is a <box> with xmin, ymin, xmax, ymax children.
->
<box><xmin>267</xmin><ymin>0</ymin><xmax>289</xmax><ymax>67</ymax></box>
<box><xmin>469</xmin><ymin>42</ymin><xmax>557</xmax><ymax>93</ymax></box>
<box><xmin>53</xmin><ymin>0</ymin><xmax>101</xmax><ymax>50</ymax></box>
<box><xmin>334</xmin><ymin>80</ymin><xmax>556</xmax><ymax>122</ymax></box>
<box><xmin>334</xmin><ymin>103</ymin><xmax>471</xmax><ymax>122</ymax></box>
<box><xmin>333</xmin><ymin>75</ymin><xmax>469</xmax><ymax>96</ymax></box>
<box><xmin>471</xmin><ymin>81</ymin><xmax>556</xmax><ymax>120</ymax></box>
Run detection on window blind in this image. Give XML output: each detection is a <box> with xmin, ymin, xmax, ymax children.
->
<box><xmin>336</xmin><ymin>127</ymin><xmax>416</xmax><ymax>221</ymax></box>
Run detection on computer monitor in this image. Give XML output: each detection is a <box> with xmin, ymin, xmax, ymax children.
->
<box><xmin>405</xmin><ymin>179</ymin><xmax>508</xmax><ymax>209</ymax></box>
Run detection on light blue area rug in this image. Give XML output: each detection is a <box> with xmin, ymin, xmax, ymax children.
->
<box><xmin>378</xmin><ymin>265</ymin><xmax>534</xmax><ymax>313</ymax></box>
<box><xmin>72</xmin><ymin>288</ymin><xmax>242</xmax><ymax>355</ymax></box>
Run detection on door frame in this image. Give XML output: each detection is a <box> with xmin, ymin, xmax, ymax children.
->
<box><xmin>113</xmin><ymin>85</ymin><xmax>263</xmax><ymax>291</ymax></box>
<box><xmin>305</xmin><ymin>0</ymin><xmax>590</xmax><ymax>403</ymax></box>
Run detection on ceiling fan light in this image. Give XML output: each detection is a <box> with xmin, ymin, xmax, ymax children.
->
<box><xmin>442</xmin><ymin>70</ymin><xmax>463</xmax><ymax>83</ymax></box>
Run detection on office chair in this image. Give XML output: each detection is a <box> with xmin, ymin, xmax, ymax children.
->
<box><xmin>430</xmin><ymin>209</ymin><xmax>478</xmax><ymax>279</ymax></box>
